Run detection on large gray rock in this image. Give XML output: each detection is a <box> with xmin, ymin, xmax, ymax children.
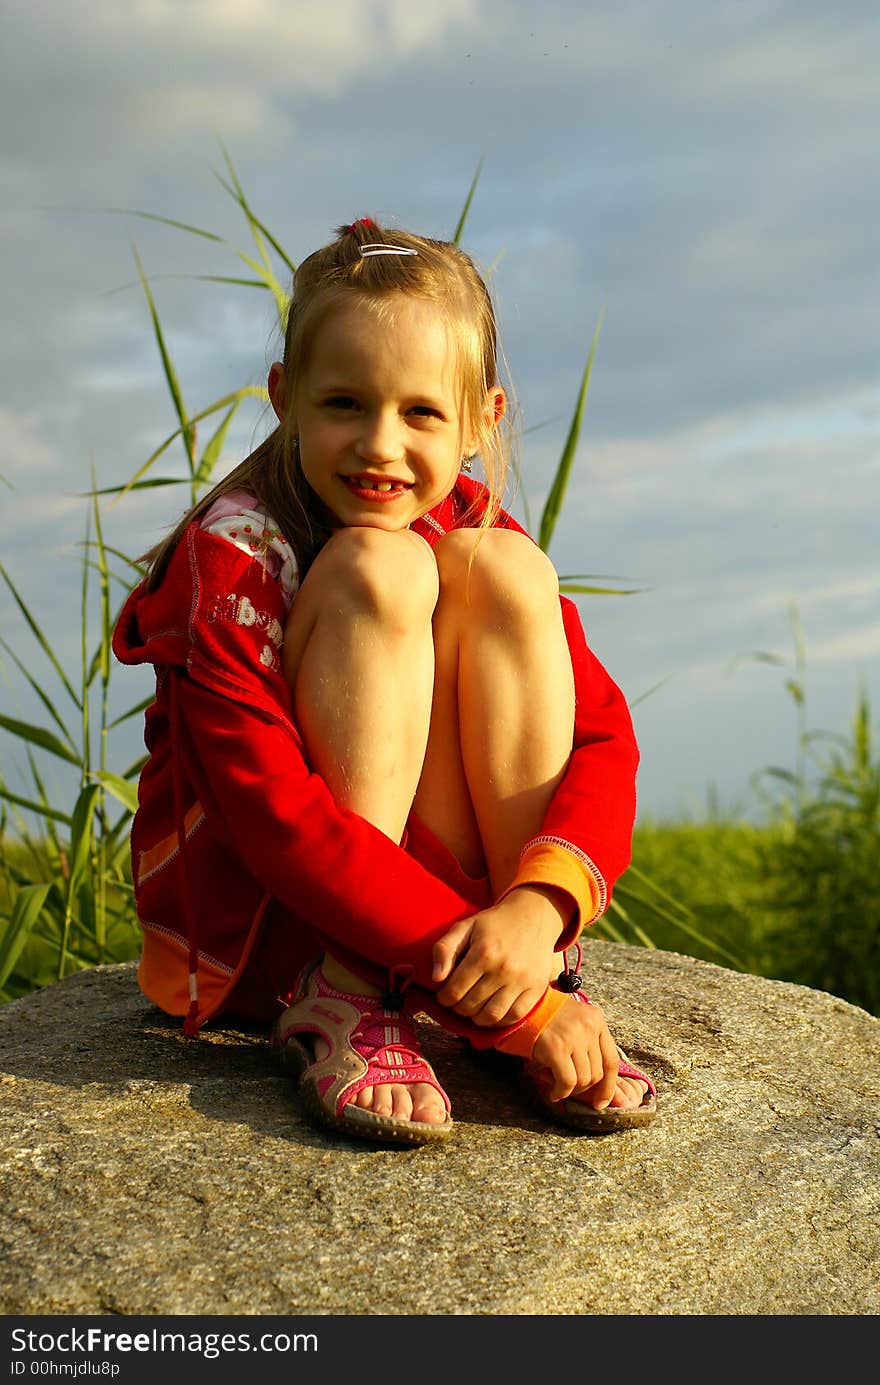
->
<box><xmin>0</xmin><ymin>942</ymin><xmax>878</xmax><ymax>1316</ymax></box>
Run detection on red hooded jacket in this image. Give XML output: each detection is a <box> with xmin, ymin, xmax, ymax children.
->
<box><xmin>112</xmin><ymin>477</ymin><xmax>639</xmax><ymax>1047</ymax></box>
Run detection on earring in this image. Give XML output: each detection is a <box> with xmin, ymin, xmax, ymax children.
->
<box><xmin>460</xmin><ymin>454</ymin><xmax>473</xmax><ymax>473</ymax></box>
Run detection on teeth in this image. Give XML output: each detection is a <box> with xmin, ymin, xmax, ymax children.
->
<box><xmin>350</xmin><ymin>477</ymin><xmax>396</xmax><ymax>491</ymax></box>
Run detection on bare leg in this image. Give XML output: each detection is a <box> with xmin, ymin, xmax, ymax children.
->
<box><xmin>414</xmin><ymin>528</ymin><xmax>648</xmax><ymax>1111</ymax></box>
<box><xmin>282</xmin><ymin>527</ymin><xmax>447</xmax><ymax>1124</ymax></box>
<box><xmin>283</xmin><ymin>527</ymin><xmax>438</xmax><ymax>844</ymax></box>
<box><xmin>414</xmin><ymin>527</ymin><xmax>574</xmax><ymax>896</ymax></box>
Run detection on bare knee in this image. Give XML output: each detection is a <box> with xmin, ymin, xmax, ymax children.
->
<box><xmin>306</xmin><ymin>527</ymin><xmax>440</xmax><ymax>626</ymax></box>
<box><xmin>435</xmin><ymin>528</ymin><xmax>560</xmax><ymax>626</ymax></box>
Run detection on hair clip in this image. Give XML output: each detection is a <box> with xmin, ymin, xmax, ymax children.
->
<box><xmin>359</xmin><ymin>243</ymin><xmax>418</xmax><ymax>258</ymax></box>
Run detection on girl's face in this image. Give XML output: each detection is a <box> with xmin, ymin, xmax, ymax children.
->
<box><xmin>270</xmin><ymin>295</ymin><xmax>502</xmax><ymax>531</ymax></box>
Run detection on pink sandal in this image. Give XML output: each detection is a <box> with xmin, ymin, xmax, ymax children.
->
<box><xmin>273</xmin><ymin>960</ymin><xmax>453</xmax><ymax>1146</ymax></box>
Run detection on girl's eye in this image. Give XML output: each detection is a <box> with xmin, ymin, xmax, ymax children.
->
<box><xmin>411</xmin><ymin>405</ymin><xmax>442</xmax><ymax>419</ymax></box>
<box><xmin>325</xmin><ymin>396</ymin><xmax>358</xmax><ymax>410</ymax></box>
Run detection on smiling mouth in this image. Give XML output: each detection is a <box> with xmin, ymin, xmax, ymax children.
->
<box><xmin>342</xmin><ymin>474</ymin><xmax>413</xmax><ymax>498</ymax></box>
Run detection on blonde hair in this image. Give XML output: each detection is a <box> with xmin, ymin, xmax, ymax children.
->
<box><xmin>143</xmin><ymin>216</ymin><xmax>514</xmax><ymax>590</ymax></box>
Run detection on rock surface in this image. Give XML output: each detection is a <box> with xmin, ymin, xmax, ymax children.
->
<box><xmin>0</xmin><ymin>942</ymin><xmax>878</xmax><ymax>1316</ymax></box>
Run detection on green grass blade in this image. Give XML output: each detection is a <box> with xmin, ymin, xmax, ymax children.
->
<box><xmin>67</xmin><ymin>783</ymin><xmax>100</xmax><ymax>896</ymax></box>
<box><xmin>559</xmin><ymin>572</ymin><xmax>641</xmax><ymax>584</ymax></box>
<box><xmin>235</xmin><ymin>249</ymin><xmax>288</xmax><ymax>324</ymax></box>
<box><xmin>452</xmin><ymin>158</ymin><xmax>484</xmax><ymax>244</ymax></box>
<box><xmin>79</xmin><ymin>507</ymin><xmax>92</xmax><ymax>778</ymax></box>
<box><xmin>559</xmin><ymin>582</ymin><xmax>645</xmax><ymax>595</ymax></box>
<box><xmin>214</xmin><ymin>141</ymin><xmax>296</xmax><ymax>275</ymax></box>
<box><xmin>105</xmin><ymin>208</ymin><xmax>224</xmax><ymax>242</ymax></box>
<box><xmin>0</xmin><ymin>787</ymin><xmax>73</xmax><ymax>826</ymax></box>
<box><xmin>23</xmin><ymin>750</ymin><xmax>64</xmax><ymax>857</ymax></box>
<box><xmin>622</xmin><ymin>866</ymin><xmax>746</xmax><ymax>968</ymax></box>
<box><xmin>604</xmin><ymin>897</ymin><xmax>658</xmax><ymax>949</ymax></box>
<box><xmin>107</xmin><ymin>834</ymin><xmax>135</xmax><ymax>872</ymax></box>
<box><xmin>131</xmin><ymin>242</ymin><xmax>195</xmax><ymax>476</ymax></box>
<box><xmin>727</xmin><ymin>650</ymin><xmax>787</xmax><ymax>674</ymax></box>
<box><xmin>0</xmin><ymin>714</ymin><xmax>81</xmax><ymax>765</ymax></box>
<box><xmin>92</xmin><ymin>477</ymin><xmax>198</xmax><ymax>497</ymax></box>
<box><xmin>589</xmin><ymin>913</ymin><xmax>628</xmax><ymax>944</ymax></box>
<box><xmin>0</xmin><ymin>562</ymin><xmax>82</xmax><ymax>710</ymax></box>
<box><xmin>106</xmin><ymin>387</ymin><xmax>265</xmax><ymax>507</ymax></box>
<box><xmin>521</xmin><ymin>484</ymin><xmax>534</xmax><ymax>531</ymax></box>
<box><xmin>0</xmin><ymin>883</ymin><xmax>52</xmax><ymax>990</ymax></box>
<box><xmin>192</xmin><ymin>275</ymin><xmax>271</xmax><ymax>290</ymax></box>
<box><xmin>194</xmin><ymin>399</ymin><xmax>240</xmax><ymax>487</ymax></box>
<box><xmin>90</xmin><ymin>770</ymin><xmax>139</xmax><ymax>816</ymax></box>
<box><xmin>759</xmin><ymin>767</ymin><xmax>801</xmax><ymax>787</ymax></box>
<box><xmin>628</xmin><ymin>674</ymin><xmax>675</xmax><ymax>710</ymax></box>
<box><xmin>538</xmin><ymin>312</ymin><xmax>603</xmax><ymax>553</ymax></box>
<box><xmin>0</xmin><ymin>634</ymin><xmax>77</xmax><ymax>753</ymax></box>
<box><xmin>522</xmin><ymin>416</ymin><xmax>559</xmax><ymax>437</ymax></box>
<box><xmin>103</xmin><ymin>273</ymin><xmax>269</xmax><ymax>301</ymax></box>
<box><xmin>108</xmin><ymin>694</ymin><xmax>154</xmax><ymax>730</ymax></box>
<box><xmin>89</xmin><ymin>462</ymin><xmax>111</xmax><ymax>689</ymax></box>
<box><xmin>483</xmin><ymin>249</ymin><xmax>505</xmax><ymax>280</ymax></box>
<box><xmin>122</xmin><ymin>753</ymin><xmax>150</xmax><ymax>780</ymax></box>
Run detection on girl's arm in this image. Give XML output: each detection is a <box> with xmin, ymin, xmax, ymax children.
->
<box><xmin>172</xmin><ymin>673</ymin><xmax>483</xmax><ymax>976</ymax></box>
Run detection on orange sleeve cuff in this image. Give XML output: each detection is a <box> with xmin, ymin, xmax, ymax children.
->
<box><xmin>497</xmin><ymin>841</ymin><xmax>600</xmax><ymax>950</ymax></box>
<box><xmin>493</xmin><ymin>985</ymin><xmax>569</xmax><ymax>1059</ymax></box>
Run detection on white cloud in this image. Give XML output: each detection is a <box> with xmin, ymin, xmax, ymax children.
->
<box><xmin>131</xmin><ymin>84</ymin><xmax>275</xmax><ymax>143</ymax></box>
<box><xmin>3</xmin><ymin>0</ymin><xmax>480</xmax><ymax>162</ymax></box>
<box><xmin>0</xmin><ymin>406</ymin><xmax>64</xmax><ymax>481</ymax></box>
<box><xmin>807</xmin><ymin>624</ymin><xmax>880</xmax><ymax>666</ymax></box>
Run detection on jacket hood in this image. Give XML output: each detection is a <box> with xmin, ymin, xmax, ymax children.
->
<box><xmin>113</xmin><ymin>569</ymin><xmax>190</xmax><ymax>673</ymax></box>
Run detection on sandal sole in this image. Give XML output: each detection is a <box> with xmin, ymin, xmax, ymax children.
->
<box><xmin>532</xmin><ymin>1087</ymin><xmax>657</xmax><ymax>1133</ymax></box>
<box><xmin>274</xmin><ymin>1025</ymin><xmax>454</xmax><ymax>1147</ymax></box>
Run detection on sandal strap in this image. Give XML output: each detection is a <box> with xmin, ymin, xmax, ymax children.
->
<box><xmin>616</xmin><ymin>1052</ymin><xmax>656</xmax><ymax>1097</ymax></box>
<box><xmin>278</xmin><ymin>963</ymin><xmax>452</xmax><ymax>1118</ymax></box>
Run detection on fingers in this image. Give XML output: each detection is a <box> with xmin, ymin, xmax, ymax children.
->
<box><xmin>531</xmin><ymin>996</ymin><xmax>622</xmax><ymax>1105</ymax></box>
<box><xmin>544</xmin><ymin>1031</ymin><xmax>595</xmax><ymax>1101</ymax></box>
<box><xmin>434</xmin><ymin>921</ymin><xmax>504</xmax><ymax>1007</ymax></box>
<box><xmin>587</xmin><ymin>1028</ymin><xmax>621</xmax><ymax>1111</ymax></box>
<box><xmin>447</xmin><ymin>981</ymin><xmax>542</xmax><ymax>1028</ymax></box>
<box><xmin>431</xmin><ymin>918</ymin><xmax>474</xmax><ymax>985</ymax></box>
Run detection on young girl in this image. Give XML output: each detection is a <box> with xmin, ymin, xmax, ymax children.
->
<box><xmin>113</xmin><ymin>216</ymin><xmax>656</xmax><ymax>1146</ymax></box>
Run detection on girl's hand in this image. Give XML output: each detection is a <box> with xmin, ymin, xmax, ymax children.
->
<box><xmin>431</xmin><ymin>886</ymin><xmax>567</xmax><ymax>1027</ymax></box>
<box><xmin>530</xmin><ymin>995</ymin><xmax>620</xmax><ymax>1109</ymax></box>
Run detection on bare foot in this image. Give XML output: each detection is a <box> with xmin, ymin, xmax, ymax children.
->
<box><xmin>579</xmin><ymin>1073</ymin><xmax>650</xmax><ymax>1111</ymax></box>
<box><xmin>528</xmin><ymin>992</ymin><xmax>652</xmax><ymax>1113</ymax></box>
<box><xmin>316</xmin><ymin>954</ymin><xmax>449</xmax><ymax>1126</ymax></box>
<box><xmin>528</xmin><ymin>1066</ymin><xmax>650</xmax><ymax>1112</ymax></box>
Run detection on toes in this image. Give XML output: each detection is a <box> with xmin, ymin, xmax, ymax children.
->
<box><xmin>371</xmin><ymin>1085</ymin><xmax>396</xmax><ymax>1119</ymax></box>
<box><xmin>410</xmin><ymin>1083</ymin><xmax>448</xmax><ymax>1126</ymax></box>
<box><xmin>608</xmin><ymin>1077</ymin><xmax>650</xmax><ymax>1109</ymax></box>
<box><xmin>353</xmin><ymin>1083</ymin><xmax>446</xmax><ymax>1125</ymax></box>
<box><xmin>390</xmin><ymin>1085</ymin><xmax>415</xmax><ymax>1122</ymax></box>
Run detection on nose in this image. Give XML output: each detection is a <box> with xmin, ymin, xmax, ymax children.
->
<box><xmin>354</xmin><ymin>408</ymin><xmax>405</xmax><ymax>465</ymax></box>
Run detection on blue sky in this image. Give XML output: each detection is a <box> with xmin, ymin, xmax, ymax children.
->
<box><xmin>1</xmin><ymin>0</ymin><xmax>878</xmax><ymax>821</ymax></box>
